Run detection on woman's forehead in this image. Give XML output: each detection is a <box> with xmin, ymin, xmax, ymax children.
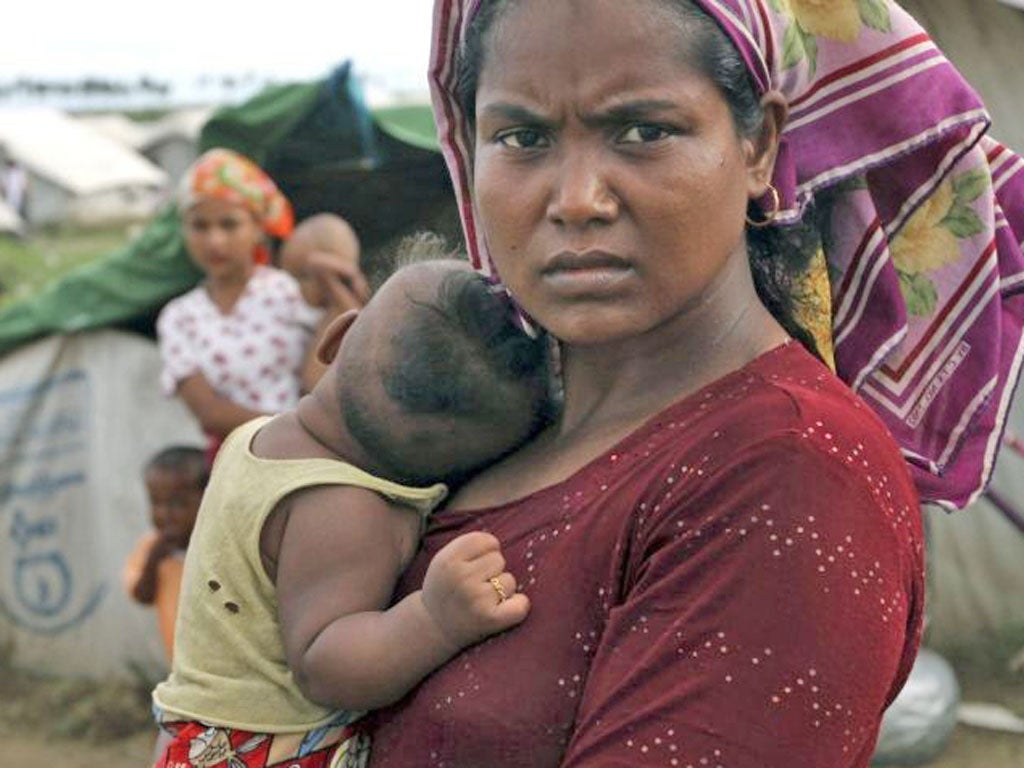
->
<box><xmin>480</xmin><ymin>1</ymin><xmax>699</xmax><ymax>77</ymax></box>
<box><xmin>476</xmin><ymin>0</ymin><xmax>711</xmax><ymax>113</ymax></box>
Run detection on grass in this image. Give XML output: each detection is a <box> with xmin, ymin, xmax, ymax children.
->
<box><xmin>0</xmin><ymin>224</ymin><xmax>135</xmax><ymax>309</ymax></box>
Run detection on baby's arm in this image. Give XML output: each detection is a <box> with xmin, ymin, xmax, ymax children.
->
<box><xmin>275</xmin><ymin>484</ymin><xmax>528</xmax><ymax>711</ymax></box>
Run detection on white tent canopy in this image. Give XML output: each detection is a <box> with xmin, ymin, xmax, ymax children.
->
<box><xmin>0</xmin><ymin>108</ymin><xmax>167</xmax><ymax>197</ymax></box>
<box><xmin>141</xmin><ymin>107</ymin><xmax>212</xmax><ymax>151</ymax></box>
<box><xmin>75</xmin><ymin>113</ymin><xmax>150</xmax><ymax>152</ymax></box>
<box><xmin>78</xmin><ymin>107</ymin><xmax>212</xmax><ymax>154</ymax></box>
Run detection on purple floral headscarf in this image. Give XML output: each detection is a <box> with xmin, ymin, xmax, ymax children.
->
<box><xmin>428</xmin><ymin>0</ymin><xmax>1024</xmax><ymax>511</ymax></box>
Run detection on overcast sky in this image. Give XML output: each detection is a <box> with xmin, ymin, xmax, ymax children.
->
<box><xmin>5</xmin><ymin>1</ymin><xmax>433</xmax><ymax>92</ymax></box>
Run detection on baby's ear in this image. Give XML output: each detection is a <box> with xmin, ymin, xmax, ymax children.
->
<box><xmin>316</xmin><ymin>310</ymin><xmax>359</xmax><ymax>365</ymax></box>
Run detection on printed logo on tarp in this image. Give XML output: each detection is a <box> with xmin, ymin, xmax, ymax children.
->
<box><xmin>0</xmin><ymin>370</ymin><xmax>106</xmax><ymax>634</ymax></box>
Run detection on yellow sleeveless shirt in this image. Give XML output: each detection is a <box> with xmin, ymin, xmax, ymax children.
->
<box><xmin>152</xmin><ymin>417</ymin><xmax>447</xmax><ymax>733</ymax></box>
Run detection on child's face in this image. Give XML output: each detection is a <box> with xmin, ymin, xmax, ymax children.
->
<box><xmin>182</xmin><ymin>198</ymin><xmax>262</xmax><ymax>281</ymax></box>
<box><xmin>145</xmin><ymin>467</ymin><xmax>203</xmax><ymax>549</ymax></box>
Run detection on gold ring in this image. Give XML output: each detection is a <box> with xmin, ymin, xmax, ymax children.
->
<box><xmin>488</xmin><ymin>576</ymin><xmax>509</xmax><ymax>603</ymax></box>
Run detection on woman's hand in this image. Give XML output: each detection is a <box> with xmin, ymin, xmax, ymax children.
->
<box><xmin>420</xmin><ymin>531</ymin><xmax>531</xmax><ymax>652</ymax></box>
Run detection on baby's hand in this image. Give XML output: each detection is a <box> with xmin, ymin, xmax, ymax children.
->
<box><xmin>420</xmin><ymin>531</ymin><xmax>530</xmax><ymax>651</ymax></box>
<box><xmin>307</xmin><ymin>250</ymin><xmax>371</xmax><ymax>312</ymax></box>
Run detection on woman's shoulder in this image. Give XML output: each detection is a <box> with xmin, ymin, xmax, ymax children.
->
<box><xmin>638</xmin><ymin>342</ymin><xmax>915</xmax><ymax>497</ymax></box>
<box><xmin>710</xmin><ymin>342</ymin><xmax>903</xmax><ymax>455</ymax></box>
<box><xmin>633</xmin><ymin>345</ymin><xmax>921</xmax><ymax>554</ymax></box>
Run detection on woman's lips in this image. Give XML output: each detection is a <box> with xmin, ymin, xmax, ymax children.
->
<box><xmin>541</xmin><ymin>251</ymin><xmax>633</xmax><ymax>295</ymax></box>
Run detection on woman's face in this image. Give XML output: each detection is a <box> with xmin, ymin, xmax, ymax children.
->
<box><xmin>183</xmin><ymin>197</ymin><xmax>262</xmax><ymax>282</ymax></box>
<box><xmin>472</xmin><ymin>0</ymin><xmax>767</xmax><ymax>345</ymax></box>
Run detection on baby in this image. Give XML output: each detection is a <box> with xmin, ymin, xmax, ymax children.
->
<box><xmin>151</xmin><ymin>258</ymin><xmax>553</xmax><ymax>768</ymax></box>
<box><xmin>280</xmin><ymin>213</ymin><xmax>372</xmax><ymax>390</ymax></box>
<box><xmin>280</xmin><ymin>212</ymin><xmax>370</xmax><ymax>312</ymax></box>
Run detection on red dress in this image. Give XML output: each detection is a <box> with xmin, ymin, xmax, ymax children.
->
<box><xmin>369</xmin><ymin>342</ymin><xmax>925</xmax><ymax>768</ymax></box>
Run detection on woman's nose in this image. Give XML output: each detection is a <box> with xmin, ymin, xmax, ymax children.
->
<box><xmin>545</xmin><ymin>150</ymin><xmax>618</xmax><ymax>228</ymax></box>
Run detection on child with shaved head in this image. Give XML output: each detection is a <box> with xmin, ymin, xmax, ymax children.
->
<box><xmin>151</xmin><ymin>258</ymin><xmax>553</xmax><ymax>768</ymax></box>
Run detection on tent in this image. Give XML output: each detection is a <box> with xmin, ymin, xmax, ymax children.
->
<box><xmin>81</xmin><ymin>108</ymin><xmax>215</xmax><ymax>185</ymax></box>
<box><xmin>0</xmin><ymin>108</ymin><xmax>168</xmax><ymax>227</ymax></box>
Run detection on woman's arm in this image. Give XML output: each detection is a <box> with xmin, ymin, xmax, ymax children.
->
<box><xmin>275</xmin><ymin>484</ymin><xmax>529</xmax><ymax>711</ymax></box>
<box><xmin>176</xmin><ymin>373</ymin><xmax>265</xmax><ymax>439</ymax></box>
<box><xmin>559</xmin><ymin>435</ymin><xmax>924</xmax><ymax>767</ymax></box>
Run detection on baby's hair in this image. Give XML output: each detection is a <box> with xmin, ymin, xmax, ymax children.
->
<box><xmin>387</xmin><ymin>269</ymin><xmax>547</xmax><ymax>416</ymax></box>
<box><xmin>145</xmin><ymin>446</ymin><xmax>209</xmax><ymax>489</ymax></box>
<box><xmin>367</xmin><ymin>231</ymin><xmax>467</xmax><ymax>293</ymax></box>
<box><xmin>343</xmin><ymin>266</ymin><xmax>554</xmax><ymax>486</ymax></box>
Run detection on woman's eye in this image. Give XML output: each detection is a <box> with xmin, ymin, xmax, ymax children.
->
<box><xmin>496</xmin><ymin>128</ymin><xmax>548</xmax><ymax>149</ymax></box>
<box><xmin>618</xmin><ymin>124</ymin><xmax>672</xmax><ymax>144</ymax></box>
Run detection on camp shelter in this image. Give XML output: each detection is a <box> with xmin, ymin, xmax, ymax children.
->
<box><xmin>0</xmin><ymin>329</ymin><xmax>205</xmax><ymax>678</ymax></box>
<box><xmin>79</xmin><ymin>108</ymin><xmax>212</xmax><ymax>187</ymax></box>
<box><xmin>76</xmin><ymin>113</ymin><xmax>150</xmax><ymax>152</ymax></box>
<box><xmin>0</xmin><ymin>108</ymin><xmax>168</xmax><ymax>227</ymax></box>
<box><xmin>138</xmin><ymin>107</ymin><xmax>214</xmax><ymax>186</ymax></box>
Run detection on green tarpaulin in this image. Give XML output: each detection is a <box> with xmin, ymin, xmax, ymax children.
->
<box><xmin>0</xmin><ymin>62</ymin><xmax>450</xmax><ymax>358</ymax></box>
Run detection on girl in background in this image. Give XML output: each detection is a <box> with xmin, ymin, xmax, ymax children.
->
<box><xmin>157</xmin><ymin>148</ymin><xmax>315</xmax><ymax>462</ymax></box>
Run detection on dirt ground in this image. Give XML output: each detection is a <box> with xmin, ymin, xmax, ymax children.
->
<box><xmin>1</xmin><ymin>731</ymin><xmax>156</xmax><ymax>768</ymax></box>
<box><xmin>1</xmin><ymin>648</ymin><xmax>1021</xmax><ymax>768</ymax></box>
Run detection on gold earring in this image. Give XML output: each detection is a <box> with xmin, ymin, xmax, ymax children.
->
<box><xmin>745</xmin><ymin>183</ymin><xmax>781</xmax><ymax>229</ymax></box>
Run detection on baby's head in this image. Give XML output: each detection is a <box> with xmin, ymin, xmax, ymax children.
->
<box><xmin>324</xmin><ymin>259</ymin><xmax>553</xmax><ymax>486</ymax></box>
<box><xmin>144</xmin><ymin>446</ymin><xmax>208</xmax><ymax>549</ymax></box>
<box><xmin>280</xmin><ymin>213</ymin><xmax>361</xmax><ymax>307</ymax></box>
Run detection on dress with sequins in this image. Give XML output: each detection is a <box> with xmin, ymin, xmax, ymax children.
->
<box><xmin>369</xmin><ymin>342</ymin><xmax>925</xmax><ymax>768</ymax></box>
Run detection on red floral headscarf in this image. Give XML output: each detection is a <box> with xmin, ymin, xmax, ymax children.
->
<box><xmin>178</xmin><ymin>148</ymin><xmax>295</xmax><ymax>264</ymax></box>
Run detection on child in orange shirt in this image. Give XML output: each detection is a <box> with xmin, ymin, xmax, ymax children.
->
<box><xmin>123</xmin><ymin>446</ymin><xmax>208</xmax><ymax>662</ymax></box>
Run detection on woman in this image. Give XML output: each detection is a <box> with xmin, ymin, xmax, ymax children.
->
<box><xmin>157</xmin><ymin>148</ymin><xmax>314</xmax><ymax>458</ymax></box>
<box><xmin>366</xmin><ymin>1</ymin><xmax>1024</xmax><ymax>766</ymax></box>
